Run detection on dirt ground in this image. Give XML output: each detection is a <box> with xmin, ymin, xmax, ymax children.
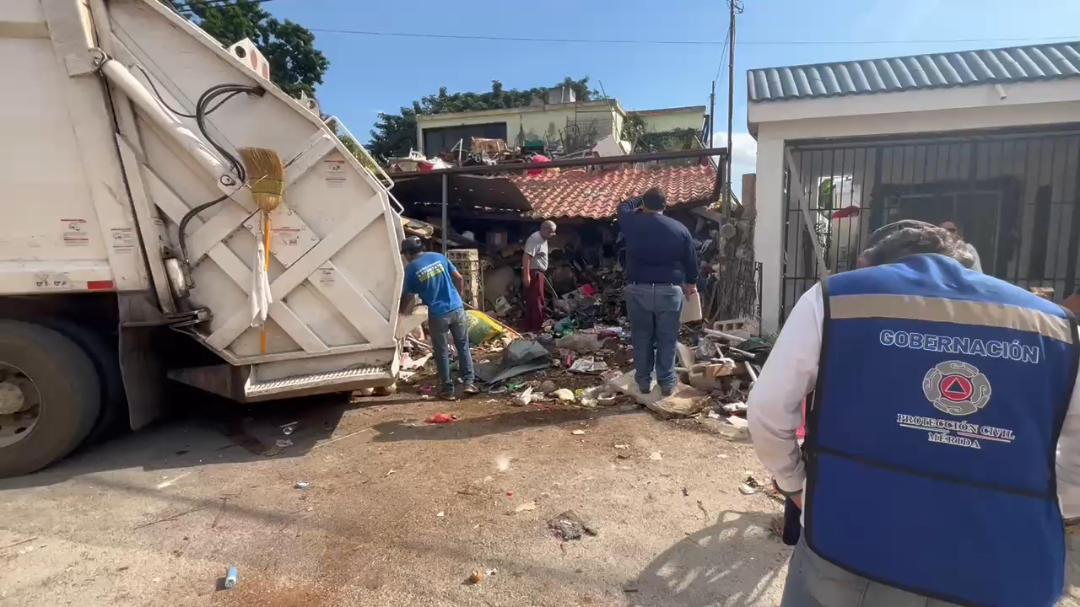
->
<box><xmin>3</xmin><ymin>390</ymin><xmax>1080</xmax><ymax>607</ymax></box>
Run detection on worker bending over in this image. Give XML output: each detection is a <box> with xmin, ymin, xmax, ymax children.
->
<box><xmin>399</xmin><ymin>236</ymin><xmax>478</xmax><ymax>400</ymax></box>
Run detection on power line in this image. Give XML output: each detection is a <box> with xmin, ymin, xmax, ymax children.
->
<box><xmin>713</xmin><ymin>28</ymin><xmax>731</xmax><ymax>82</ymax></box>
<box><xmin>308</xmin><ymin>28</ymin><xmax>1080</xmax><ymax>47</ymax></box>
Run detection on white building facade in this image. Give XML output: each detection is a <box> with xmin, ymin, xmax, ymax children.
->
<box><xmin>749</xmin><ymin>42</ymin><xmax>1080</xmax><ymax>333</ymax></box>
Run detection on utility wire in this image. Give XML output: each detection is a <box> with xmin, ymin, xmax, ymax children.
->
<box><xmin>309</xmin><ymin>28</ymin><xmax>1080</xmax><ymax>47</ymax></box>
<box><xmin>713</xmin><ymin>28</ymin><xmax>731</xmax><ymax>82</ymax></box>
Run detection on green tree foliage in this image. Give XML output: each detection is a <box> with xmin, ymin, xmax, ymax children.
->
<box><xmin>164</xmin><ymin>0</ymin><xmax>328</xmax><ymax>97</ymax></box>
<box><xmin>367</xmin><ymin>77</ymin><xmax>598</xmax><ymax>161</ymax></box>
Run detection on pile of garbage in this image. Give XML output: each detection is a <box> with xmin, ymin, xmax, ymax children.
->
<box><xmin>599</xmin><ymin>317</ymin><xmax>770</xmax><ymax>437</ymax></box>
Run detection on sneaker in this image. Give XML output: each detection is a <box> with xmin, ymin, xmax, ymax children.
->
<box><xmin>439</xmin><ymin>389</ymin><xmax>458</xmax><ymax>401</ymax></box>
<box><xmin>462</xmin><ymin>383</ymin><xmax>480</xmax><ymax>395</ymax></box>
<box><xmin>660</xmin><ymin>385</ymin><xmax>675</xmax><ymax>397</ymax></box>
<box><xmin>636</xmin><ymin>382</ymin><xmax>653</xmax><ymax>395</ymax></box>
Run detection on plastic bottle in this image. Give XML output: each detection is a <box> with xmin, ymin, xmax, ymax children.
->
<box><xmin>224</xmin><ymin>567</ymin><xmax>238</xmax><ymax>589</ymax></box>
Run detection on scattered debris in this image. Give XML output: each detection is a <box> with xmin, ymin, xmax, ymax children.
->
<box><xmin>468</xmin><ymin>570</ymin><xmax>484</xmax><ymax>585</ymax></box>
<box><xmin>547</xmin><ymin>510</ymin><xmax>599</xmax><ymax>541</ymax></box>
<box><xmin>649</xmin><ymin>451</ymin><xmax>663</xmax><ymax>461</ymax></box>
<box><xmin>569</xmin><ymin>356</ymin><xmax>609</xmax><ymax>374</ymax></box>
<box><xmin>571</xmin><ymin>429</ymin><xmax>586</xmax><ymax>436</ymax></box>
<box><xmin>513</xmin><ymin>501</ymin><xmax>538</xmax><ymax>513</ymax></box>
<box><xmin>512</xmin><ymin>387</ymin><xmax>536</xmax><ymax>407</ymax></box>
<box><xmin>682</xmin><ymin>487</ymin><xmax>690</xmax><ymax>497</ymax></box>
<box><xmin>0</xmin><ymin>537</ymin><xmax>38</xmax><ymax>552</ymax></box>
<box><xmin>553</xmin><ymin>388</ymin><xmax>576</xmax><ymax>402</ymax></box>
<box><xmin>555</xmin><ymin>333</ymin><xmax>602</xmax><ymax>354</ymax></box>
<box><xmin>134</xmin><ymin>505</ymin><xmax>207</xmax><ymax>530</ymax></box>
<box><xmin>427</xmin><ymin>413</ymin><xmax>456</xmax><ymax>424</ymax></box>
<box><xmin>722</xmin><ymin>401</ymin><xmax>748</xmax><ymax>414</ymax></box>
<box><xmin>294</xmin><ymin>482</ymin><xmax>310</xmax><ymax>490</ymax></box>
<box><xmin>539</xmin><ymin>380</ymin><xmax>557</xmax><ymax>393</ymax></box>
<box><xmin>275</xmin><ymin>439</ymin><xmax>293</xmax><ymax>448</ymax></box>
<box><xmin>614</xmin><ymin>444</ymin><xmax>629</xmax><ymax>450</ymax></box>
<box><xmin>740</xmin><ymin>472</ymin><xmax>764</xmax><ymax>495</ymax></box>
<box><xmin>281</xmin><ymin>422</ymin><xmax>298</xmax><ymax>435</ymax></box>
<box><xmin>224</xmin><ymin>566</ymin><xmax>239</xmax><ymax>589</ymax></box>
<box><xmin>437</xmin><ymin>511</ymin><xmax>445</xmax><ymax>517</ymax></box>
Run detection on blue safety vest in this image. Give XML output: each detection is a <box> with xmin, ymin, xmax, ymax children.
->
<box><xmin>805</xmin><ymin>253</ymin><xmax>1079</xmax><ymax>607</ymax></box>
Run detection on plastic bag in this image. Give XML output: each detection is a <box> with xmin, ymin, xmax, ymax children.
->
<box><xmin>465</xmin><ymin>310</ymin><xmax>509</xmax><ymax>345</ymax></box>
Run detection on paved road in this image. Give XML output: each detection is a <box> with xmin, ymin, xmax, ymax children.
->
<box><xmin>0</xmin><ymin>393</ymin><xmax>791</xmax><ymax>606</ymax></box>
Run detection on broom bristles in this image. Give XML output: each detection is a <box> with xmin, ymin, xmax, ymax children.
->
<box><xmin>239</xmin><ymin>147</ymin><xmax>285</xmax><ymax>212</ymax></box>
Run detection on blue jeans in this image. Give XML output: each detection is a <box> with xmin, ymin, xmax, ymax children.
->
<box><xmin>428</xmin><ymin>308</ymin><xmax>475</xmax><ymax>392</ymax></box>
<box><xmin>624</xmin><ymin>283</ymin><xmax>684</xmax><ymax>391</ymax></box>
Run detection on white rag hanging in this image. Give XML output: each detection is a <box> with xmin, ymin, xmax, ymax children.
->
<box><xmin>249</xmin><ymin>235</ymin><xmax>272</xmax><ymax>327</ymax></box>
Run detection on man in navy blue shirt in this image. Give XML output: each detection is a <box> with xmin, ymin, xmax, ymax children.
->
<box><xmin>618</xmin><ymin>188</ymin><xmax>699</xmax><ymax>396</ymax></box>
<box><xmin>399</xmin><ymin>237</ymin><xmax>478</xmax><ymax>400</ymax></box>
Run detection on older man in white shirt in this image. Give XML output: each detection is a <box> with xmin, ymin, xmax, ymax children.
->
<box><xmin>749</xmin><ymin>220</ymin><xmax>1080</xmax><ymax>607</ymax></box>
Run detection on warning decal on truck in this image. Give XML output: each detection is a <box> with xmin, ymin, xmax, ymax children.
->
<box><xmin>323</xmin><ymin>160</ymin><xmax>347</xmax><ymax>188</ymax></box>
<box><xmin>317</xmin><ymin>264</ymin><xmax>335</xmax><ymax>286</ymax></box>
<box><xmin>61</xmin><ymin>219</ymin><xmax>89</xmax><ymax>246</ymax></box>
<box><xmin>111</xmin><ymin>228</ymin><xmax>135</xmax><ymax>253</ymax></box>
<box><xmin>34</xmin><ymin>272</ymin><xmax>70</xmax><ymax>289</ymax></box>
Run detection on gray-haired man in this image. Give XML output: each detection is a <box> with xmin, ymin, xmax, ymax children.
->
<box><xmin>522</xmin><ymin>220</ymin><xmax>556</xmax><ymax>332</ymax></box>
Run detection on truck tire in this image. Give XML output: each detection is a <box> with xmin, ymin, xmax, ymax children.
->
<box><xmin>0</xmin><ymin>321</ymin><xmax>101</xmax><ymax>478</ymax></box>
<box><xmin>42</xmin><ymin>320</ymin><xmax>126</xmax><ymax>445</ymax></box>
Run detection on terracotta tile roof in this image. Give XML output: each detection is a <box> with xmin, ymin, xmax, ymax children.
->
<box><xmin>509</xmin><ymin>165</ymin><xmax>719</xmax><ymax>220</ymax></box>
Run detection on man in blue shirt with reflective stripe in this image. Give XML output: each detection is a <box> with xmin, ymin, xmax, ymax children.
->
<box><xmin>399</xmin><ymin>237</ymin><xmax>477</xmax><ymax>400</ymax></box>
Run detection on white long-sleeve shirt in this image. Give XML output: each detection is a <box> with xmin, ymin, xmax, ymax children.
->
<box><xmin>747</xmin><ymin>283</ymin><xmax>1080</xmax><ymax>518</ymax></box>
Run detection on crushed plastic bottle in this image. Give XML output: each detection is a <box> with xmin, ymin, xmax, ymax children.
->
<box><xmin>224</xmin><ymin>566</ymin><xmax>239</xmax><ymax>589</ymax></box>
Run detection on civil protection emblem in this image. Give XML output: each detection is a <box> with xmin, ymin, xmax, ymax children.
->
<box><xmin>922</xmin><ymin>361</ymin><xmax>991</xmax><ymax>416</ymax></box>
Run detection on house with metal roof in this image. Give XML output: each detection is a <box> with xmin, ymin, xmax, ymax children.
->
<box><xmin>748</xmin><ymin>41</ymin><xmax>1080</xmax><ymax>333</ymax></box>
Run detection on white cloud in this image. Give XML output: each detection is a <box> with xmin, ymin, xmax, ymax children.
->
<box><xmin>711</xmin><ymin>131</ymin><xmax>757</xmax><ymax>201</ymax></box>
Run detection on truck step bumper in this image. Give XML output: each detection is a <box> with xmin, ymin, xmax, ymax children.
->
<box><xmin>169</xmin><ymin>358</ymin><xmax>396</xmax><ymax>403</ymax></box>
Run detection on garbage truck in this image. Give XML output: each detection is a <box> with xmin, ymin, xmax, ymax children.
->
<box><xmin>0</xmin><ymin>0</ymin><xmax>411</xmax><ymax>476</ymax></box>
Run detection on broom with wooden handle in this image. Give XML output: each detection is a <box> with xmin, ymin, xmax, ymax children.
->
<box><xmin>239</xmin><ymin>148</ymin><xmax>285</xmax><ymax>354</ymax></box>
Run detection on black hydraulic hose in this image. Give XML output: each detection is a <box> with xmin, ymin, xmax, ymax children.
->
<box><xmin>134</xmin><ymin>65</ymin><xmax>243</xmax><ymax>118</ymax></box>
<box><xmin>177</xmin><ymin>194</ymin><xmax>228</xmax><ymax>265</ymax></box>
<box><xmin>196</xmin><ymin>84</ymin><xmax>261</xmax><ymax>181</ymax></box>
<box><xmin>175</xmin><ymin>83</ymin><xmax>264</xmax><ymax>267</ymax></box>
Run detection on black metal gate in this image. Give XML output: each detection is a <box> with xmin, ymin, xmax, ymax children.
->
<box><xmin>780</xmin><ymin>127</ymin><xmax>1080</xmax><ymax>322</ymax></box>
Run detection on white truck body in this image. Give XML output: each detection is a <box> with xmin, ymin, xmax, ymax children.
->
<box><xmin>0</xmin><ymin>0</ymin><xmax>406</xmax><ymax>402</ymax></box>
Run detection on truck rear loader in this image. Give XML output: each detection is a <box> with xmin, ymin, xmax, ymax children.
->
<box><xmin>0</xmin><ymin>0</ymin><xmax>410</xmax><ymax>477</ymax></box>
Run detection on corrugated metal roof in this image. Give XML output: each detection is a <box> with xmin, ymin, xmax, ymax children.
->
<box><xmin>747</xmin><ymin>41</ymin><xmax>1080</xmax><ymax>102</ymax></box>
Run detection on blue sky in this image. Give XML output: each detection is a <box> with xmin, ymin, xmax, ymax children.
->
<box><xmin>268</xmin><ymin>0</ymin><xmax>1080</xmax><ymax>194</ymax></box>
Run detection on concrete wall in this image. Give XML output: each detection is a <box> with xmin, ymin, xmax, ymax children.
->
<box><xmin>633</xmin><ymin>107</ymin><xmax>707</xmax><ymax>134</ymax></box>
<box><xmin>750</xmin><ymin>80</ymin><xmax>1080</xmax><ymax>334</ymax></box>
<box><xmin>417</xmin><ymin>101</ymin><xmax>622</xmax><ymax>153</ymax></box>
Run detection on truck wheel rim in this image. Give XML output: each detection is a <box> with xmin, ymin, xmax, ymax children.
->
<box><xmin>0</xmin><ymin>363</ymin><xmax>41</xmax><ymax>449</ymax></box>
